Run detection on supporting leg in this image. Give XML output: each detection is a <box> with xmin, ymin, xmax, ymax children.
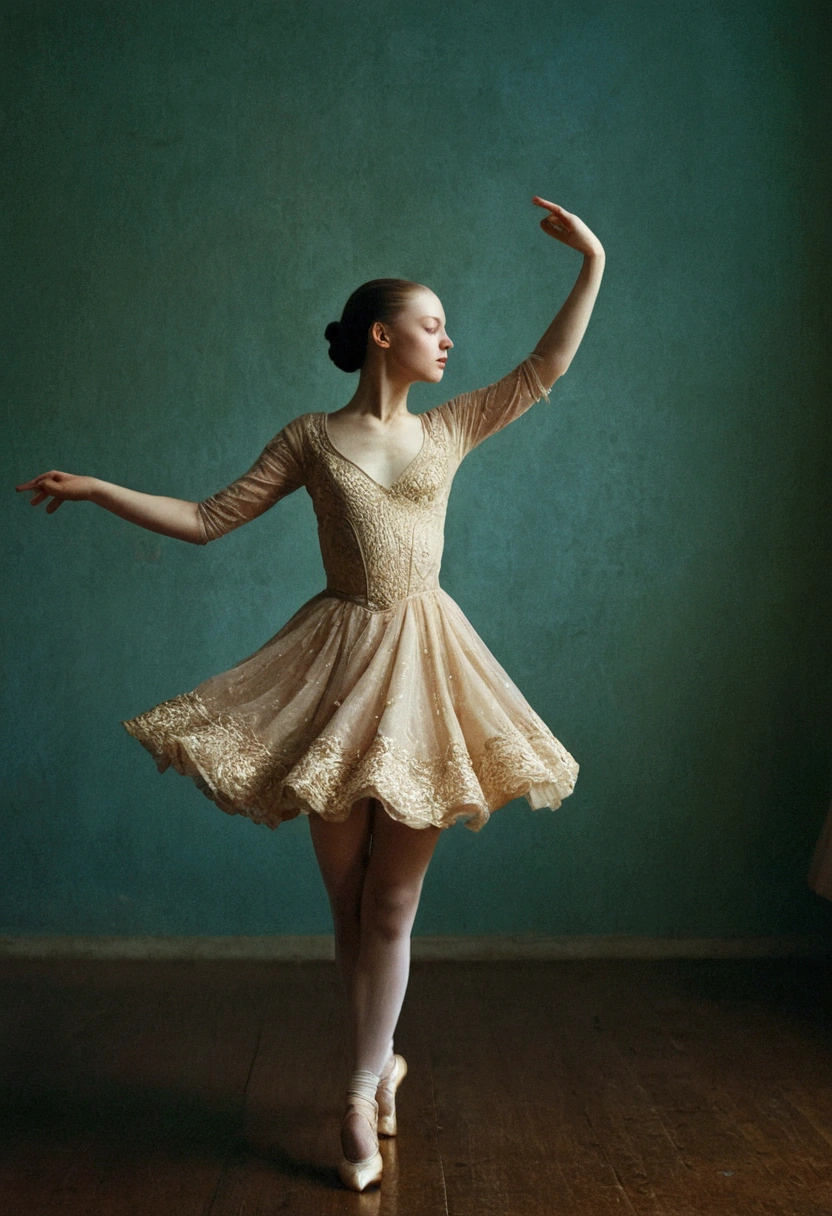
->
<box><xmin>349</xmin><ymin>802</ymin><xmax>441</xmax><ymax>1077</ymax></box>
<box><xmin>309</xmin><ymin>798</ymin><xmax>442</xmax><ymax>1165</ymax></box>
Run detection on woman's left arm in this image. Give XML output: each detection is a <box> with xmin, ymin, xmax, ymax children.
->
<box><xmin>530</xmin><ymin>197</ymin><xmax>606</xmax><ymax>385</ymax></box>
<box><xmin>434</xmin><ymin>199</ymin><xmax>605</xmax><ymax>462</ymax></box>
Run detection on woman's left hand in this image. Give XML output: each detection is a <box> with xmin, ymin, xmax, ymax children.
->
<box><xmin>532</xmin><ymin>197</ymin><xmax>604</xmax><ymax>257</ymax></box>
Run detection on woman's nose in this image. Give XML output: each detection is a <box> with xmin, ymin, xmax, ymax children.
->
<box><xmin>442</xmin><ymin>336</ymin><xmax>453</xmax><ymax>349</ymax></box>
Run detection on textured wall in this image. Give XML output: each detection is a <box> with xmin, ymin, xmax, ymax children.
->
<box><xmin>3</xmin><ymin>0</ymin><xmax>831</xmax><ymax>936</ymax></box>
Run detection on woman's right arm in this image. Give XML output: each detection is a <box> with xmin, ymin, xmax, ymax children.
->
<box><xmin>15</xmin><ymin>471</ymin><xmax>204</xmax><ymax>543</ymax></box>
<box><xmin>16</xmin><ymin>419</ymin><xmax>307</xmax><ymax>545</ymax></box>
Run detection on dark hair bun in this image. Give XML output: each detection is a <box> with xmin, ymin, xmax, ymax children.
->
<box><xmin>324</xmin><ymin>318</ymin><xmax>362</xmax><ymax>374</ymax></box>
<box><xmin>324</xmin><ymin>278</ymin><xmax>425</xmax><ymax>374</ymax></box>
<box><xmin>325</xmin><ymin>319</ymin><xmax>362</xmax><ymax>373</ymax></box>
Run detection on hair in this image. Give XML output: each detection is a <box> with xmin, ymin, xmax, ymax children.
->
<box><xmin>324</xmin><ymin>278</ymin><xmax>426</xmax><ymax>373</ymax></box>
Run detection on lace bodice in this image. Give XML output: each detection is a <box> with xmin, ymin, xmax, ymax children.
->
<box><xmin>196</xmin><ymin>352</ymin><xmax>554</xmax><ymax>611</ymax></box>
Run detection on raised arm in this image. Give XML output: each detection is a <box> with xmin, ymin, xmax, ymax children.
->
<box><xmin>435</xmin><ymin>197</ymin><xmax>605</xmax><ymax>462</ymax></box>
<box><xmin>15</xmin><ymin>419</ymin><xmax>306</xmax><ymax>545</ymax></box>
<box><xmin>530</xmin><ymin>196</ymin><xmax>605</xmax><ymax>385</ymax></box>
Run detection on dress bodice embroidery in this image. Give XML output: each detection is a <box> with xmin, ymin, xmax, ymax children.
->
<box><xmin>195</xmin><ymin>352</ymin><xmax>554</xmax><ymax>613</ymax></box>
<box><xmin>305</xmin><ymin>408</ymin><xmax>453</xmax><ymax>610</ymax></box>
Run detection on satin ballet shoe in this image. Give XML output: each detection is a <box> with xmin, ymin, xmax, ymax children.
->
<box><xmin>376</xmin><ymin>1052</ymin><xmax>408</xmax><ymax>1136</ymax></box>
<box><xmin>337</xmin><ymin>1094</ymin><xmax>383</xmax><ymax>1192</ymax></box>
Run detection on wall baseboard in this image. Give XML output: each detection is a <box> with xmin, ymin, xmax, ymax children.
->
<box><xmin>0</xmin><ymin>934</ymin><xmax>828</xmax><ymax>961</ymax></box>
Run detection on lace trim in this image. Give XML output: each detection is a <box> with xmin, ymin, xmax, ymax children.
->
<box><xmin>121</xmin><ymin>691</ymin><xmax>578</xmax><ymax>833</ymax></box>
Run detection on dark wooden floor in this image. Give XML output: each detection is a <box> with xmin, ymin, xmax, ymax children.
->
<box><xmin>1</xmin><ymin>957</ymin><xmax>831</xmax><ymax>1214</ymax></box>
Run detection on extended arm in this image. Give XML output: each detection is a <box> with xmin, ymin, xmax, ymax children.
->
<box><xmin>16</xmin><ymin>423</ymin><xmax>305</xmax><ymax>545</ymax></box>
<box><xmin>14</xmin><ymin>471</ymin><xmax>203</xmax><ymax>543</ymax></box>
<box><xmin>91</xmin><ymin>481</ymin><xmax>203</xmax><ymax>542</ymax></box>
<box><xmin>530</xmin><ymin>196</ymin><xmax>605</xmax><ymax>386</ymax></box>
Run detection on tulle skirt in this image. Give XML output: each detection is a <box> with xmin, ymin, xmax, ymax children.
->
<box><xmin>120</xmin><ymin>586</ymin><xmax>579</xmax><ymax>832</ymax></box>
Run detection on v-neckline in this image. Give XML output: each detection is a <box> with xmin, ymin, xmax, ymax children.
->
<box><xmin>320</xmin><ymin>410</ymin><xmax>428</xmax><ymax>493</ymax></box>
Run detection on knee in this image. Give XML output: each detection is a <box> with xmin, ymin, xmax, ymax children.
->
<box><xmin>363</xmin><ymin>881</ymin><xmax>422</xmax><ymax>941</ymax></box>
<box><xmin>329</xmin><ymin>880</ymin><xmax>364</xmax><ymax>923</ymax></box>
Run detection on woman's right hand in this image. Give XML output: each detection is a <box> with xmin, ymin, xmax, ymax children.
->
<box><xmin>15</xmin><ymin>471</ymin><xmax>98</xmax><ymax>513</ymax></box>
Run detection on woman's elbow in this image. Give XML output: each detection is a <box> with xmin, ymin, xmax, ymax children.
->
<box><xmin>531</xmin><ymin>351</ymin><xmax>568</xmax><ymax>385</ymax></box>
<box><xmin>190</xmin><ymin>502</ymin><xmax>212</xmax><ymax>545</ymax></box>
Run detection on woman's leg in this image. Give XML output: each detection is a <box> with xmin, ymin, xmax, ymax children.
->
<box><xmin>310</xmin><ymin>798</ymin><xmax>442</xmax><ymax>1162</ymax></box>
<box><xmin>308</xmin><ymin>796</ymin><xmax>374</xmax><ymax>996</ymax></box>
<box><xmin>350</xmin><ymin>802</ymin><xmax>441</xmax><ymax>1077</ymax></box>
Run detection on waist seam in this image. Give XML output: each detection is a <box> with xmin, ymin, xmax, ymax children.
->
<box><xmin>322</xmin><ymin>586</ymin><xmax>442</xmax><ymax>613</ymax></box>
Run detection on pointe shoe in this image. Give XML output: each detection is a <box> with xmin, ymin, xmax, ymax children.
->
<box><xmin>337</xmin><ymin>1094</ymin><xmax>383</xmax><ymax>1192</ymax></box>
<box><xmin>376</xmin><ymin>1052</ymin><xmax>408</xmax><ymax>1137</ymax></box>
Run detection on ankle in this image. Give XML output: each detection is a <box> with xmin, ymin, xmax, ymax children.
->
<box><xmin>346</xmin><ymin>1068</ymin><xmax>380</xmax><ymax>1105</ymax></box>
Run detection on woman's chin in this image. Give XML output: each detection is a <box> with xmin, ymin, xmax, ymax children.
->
<box><xmin>411</xmin><ymin>365</ymin><xmax>446</xmax><ymax>385</ymax></box>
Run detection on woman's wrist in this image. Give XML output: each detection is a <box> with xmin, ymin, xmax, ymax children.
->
<box><xmin>582</xmin><ymin>242</ymin><xmax>605</xmax><ymax>262</ymax></box>
<box><xmin>87</xmin><ymin>477</ymin><xmax>109</xmax><ymax>505</ymax></box>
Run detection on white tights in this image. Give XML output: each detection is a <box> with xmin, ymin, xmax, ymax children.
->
<box><xmin>333</xmin><ymin>883</ymin><xmax>408</xmax><ymax>1076</ymax></box>
<box><xmin>310</xmin><ymin>798</ymin><xmax>441</xmax><ymax>1083</ymax></box>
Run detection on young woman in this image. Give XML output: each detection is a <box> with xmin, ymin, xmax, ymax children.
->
<box><xmin>16</xmin><ymin>196</ymin><xmax>604</xmax><ymax>1191</ymax></box>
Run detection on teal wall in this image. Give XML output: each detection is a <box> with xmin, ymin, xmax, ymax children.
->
<box><xmin>4</xmin><ymin>0</ymin><xmax>831</xmax><ymax>938</ymax></box>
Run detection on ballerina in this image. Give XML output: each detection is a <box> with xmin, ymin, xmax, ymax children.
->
<box><xmin>16</xmin><ymin>195</ymin><xmax>605</xmax><ymax>1190</ymax></box>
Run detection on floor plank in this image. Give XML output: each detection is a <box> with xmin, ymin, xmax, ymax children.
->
<box><xmin>0</xmin><ymin>957</ymin><xmax>829</xmax><ymax>1214</ymax></box>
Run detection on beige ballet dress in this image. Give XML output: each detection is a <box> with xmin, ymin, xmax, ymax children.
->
<box><xmin>121</xmin><ymin>352</ymin><xmax>579</xmax><ymax>832</ymax></box>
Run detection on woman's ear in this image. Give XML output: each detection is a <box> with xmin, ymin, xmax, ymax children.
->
<box><xmin>369</xmin><ymin>320</ymin><xmax>391</xmax><ymax>350</ymax></box>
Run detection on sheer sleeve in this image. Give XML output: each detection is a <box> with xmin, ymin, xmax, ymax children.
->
<box><xmin>195</xmin><ymin>418</ymin><xmax>306</xmax><ymax>544</ymax></box>
<box><xmin>434</xmin><ymin>351</ymin><xmax>555</xmax><ymax>463</ymax></box>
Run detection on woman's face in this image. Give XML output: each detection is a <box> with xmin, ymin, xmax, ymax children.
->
<box><xmin>371</xmin><ymin>288</ymin><xmax>453</xmax><ymax>383</ymax></box>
